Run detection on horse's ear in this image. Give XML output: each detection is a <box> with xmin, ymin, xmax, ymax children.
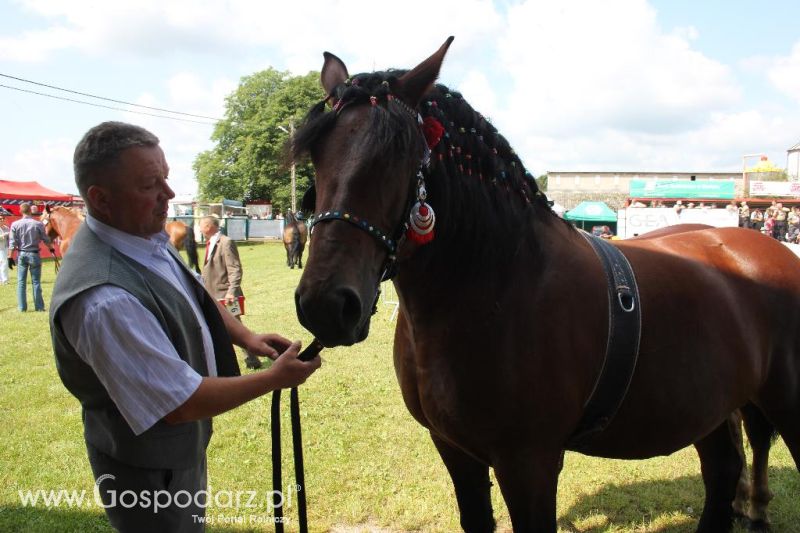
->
<box><xmin>395</xmin><ymin>36</ymin><xmax>454</xmax><ymax>107</ymax></box>
<box><xmin>321</xmin><ymin>52</ymin><xmax>349</xmax><ymax>98</ymax></box>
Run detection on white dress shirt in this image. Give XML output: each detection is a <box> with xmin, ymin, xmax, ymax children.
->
<box><xmin>61</xmin><ymin>215</ymin><xmax>219</xmax><ymax>435</ymax></box>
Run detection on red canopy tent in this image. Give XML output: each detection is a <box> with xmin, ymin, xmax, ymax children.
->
<box><xmin>1</xmin><ymin>180</ymin><xmax>75</xmax><ymax>258</ymax></box>
<box><xmin>0</xmin><ymin>180</ymin><xmax>73</xmax><ymax>215</ymax></box>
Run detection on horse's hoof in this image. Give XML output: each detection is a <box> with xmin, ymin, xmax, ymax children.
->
<box><xmin>745</xmin><ymin>518</ymin><xmax>771</xmax><ymax>533</ymax></box>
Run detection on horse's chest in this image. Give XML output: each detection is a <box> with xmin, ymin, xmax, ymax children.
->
<box><xmin>395</xmin><ymin>343</ymin><xmax>490</xmax><ymax>448</ymax></box>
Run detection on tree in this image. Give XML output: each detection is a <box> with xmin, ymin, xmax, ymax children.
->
<box><xmin>747</xmin><ymin>158</ymin><xmax>788</xmax><ymax>181</ymax></box>
<box><xmin>535</xmin><ymin>173</ymin><xmax>548</xmax><ymax>191</ymax></box>
<box><xmin>194</xmin><ymin>69</ymin><xmax>324</xmax><ymax>212</ymax></box>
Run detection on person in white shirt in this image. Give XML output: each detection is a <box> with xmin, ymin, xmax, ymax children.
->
<box><xmin>50</xmin><ymin>121</ymin><xmax>321</xmax><ymax>531</ymax></box>
<box><xmin>0</xmin><ymin>215</ymin><xmax>9</xmax><ymax>285</ymax></box>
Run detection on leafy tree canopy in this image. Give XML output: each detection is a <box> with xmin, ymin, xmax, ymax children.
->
<box><xmin>194</xmin><ymin>69</ymin><xmax>324</xmax><ymax>213</ymax></box>
<box><xmin>747</xmin><ymin>157</ymin><xmax>788</xmax><ymax>181</ymax></box>
<box><xmin>535</xmin><ymin>173</ymin><xmax>548</xmax><ymax>191</ymax></box>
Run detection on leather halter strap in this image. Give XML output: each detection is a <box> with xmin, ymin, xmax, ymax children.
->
<box><xmin>568</xmin><ymin>232</ymin><xmax>642</xmax><ymax>449</ymax></box>
<box><xmin>308</xmin><ymin>210</ymin><xmax>398</xmax><ymax>255</ymax></box>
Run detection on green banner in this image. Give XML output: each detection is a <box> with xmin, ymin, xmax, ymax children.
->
<box><xmin>629</xmin><ymin>179</ymin><xmax>735</xmax><ymax>199</ymax></box>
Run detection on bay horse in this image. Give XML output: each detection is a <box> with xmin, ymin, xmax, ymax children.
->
<box><xmin>292</xmin><ymin>37</ymin><xmax>800</xmax><ymax>532</ymax></box>
<box><xmin>282</xmin><ymin>211</ymin><xmax>308</xmax><ymax>269</ymax></box>
<box><xmin>41</xmin><ymin>205</ymin><xmax>84</xmax><ymax>257</ymax></box>
<box><xmin>165</xmin><ymin>220</ymin><xmax>200</xmax><ymax>273</ymax></box>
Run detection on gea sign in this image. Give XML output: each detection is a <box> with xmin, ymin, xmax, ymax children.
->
<box><xmin>621</xmin><ymin>208</ymin><xmax>738</xmax><ymax>238</ymax></box>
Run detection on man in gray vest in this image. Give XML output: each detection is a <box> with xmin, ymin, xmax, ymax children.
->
<box><xmin>50</xmin><ymin>121</ymin><xmax>321</xmax><ymax>532</ymax></box>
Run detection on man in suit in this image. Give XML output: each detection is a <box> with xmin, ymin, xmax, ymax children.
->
<box><xmin>199</xmin><ymin>215</ymin><xmax>261</xmax><ymax>369</ymax></box>
<box><xmin>50</xmin><ymin>121</ymin><xmax>321</xmax><ymax>532</ymax></box>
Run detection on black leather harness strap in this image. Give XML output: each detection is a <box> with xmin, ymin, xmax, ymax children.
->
<box><xmin>271</xmin><ymin>339</ymin><xmax>324</xmax><ymax>533</ymax></box>
<box><xmin>568</xmin><ymin>233</ymin><xmax>642</xmax><ymax>449</ymax></box>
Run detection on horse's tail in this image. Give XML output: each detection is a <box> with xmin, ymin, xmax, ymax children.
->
<box><xmin>740</xmin><ymin>403</ymin><xmax>779</xmax><ymax>444</ymax></box>
<box><xmin>290</xmin><ymin>226</ymin><xmax>301</xmax><ymax>254</ymax></box>
<box><xmin>183</xmin><ymin>224</ymin><xmax>200</xmax><ymax>273</ymax></box>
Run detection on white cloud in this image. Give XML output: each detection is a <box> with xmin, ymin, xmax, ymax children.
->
<box><xmin>0</xmin><ymin>137</ymin><xmax>75</xmax><ymax>193</ymax></box>
<box><xmin>2</xmin><ymin>0</ymin><xmax>798</xmax><ymax>198</ymax></box>
<box><xmin>6</xmin><ymin>0</ymin><xmax>501</xmax><ymax>71</ymax></box>
<box><xmin>768</xmin><ymin>41</ymin><xmax>800</xmax><ymax>105</ymax></box>
<box><xmin>494</xmin><ymin>0</ymin><xmax>739</xmax><ymax>139</ymax></box>
<box><xmin>0</xmin><ymin>26</ymin><xmax>81</xmax><ymax>62</ymax></box>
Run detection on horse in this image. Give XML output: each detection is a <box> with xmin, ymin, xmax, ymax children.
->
<box><xmin>41</xmin><ymin>205</ymin><xmax>84</xmax><ymax>257</ymax></box>
<box><xmin>282</xmin><ymin>211</ymin><xmax>308</xmax><ymax>269</ymax></box>
<box><xmin>165</xmin><ymin>220</ymin><xmax>200</xmax><ymax>273</ymax></box>
<box><xmin>292</xmin><ymin>37</ymin><xmax>800</xmax><ymax>532</ymax></box>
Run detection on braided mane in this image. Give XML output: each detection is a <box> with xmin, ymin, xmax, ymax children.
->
<box><xmin>293</xmin><ymin>69</ymin><xmax>563</xmax><ymax>270</ymax></box>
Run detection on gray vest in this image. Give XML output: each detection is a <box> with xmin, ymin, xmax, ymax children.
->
<box><xmin>50</xmin><ymin>224</ymin><xmax>240</xmax><ymax>469</ymax></box>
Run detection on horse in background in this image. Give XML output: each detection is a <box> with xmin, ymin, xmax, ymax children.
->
<box><xmin>282</xmin><ymin>211</ymin><xmax>307</xmax><ymax>269</ymax></box>
<box><xmin>41</xmin><ymin>206</ymin><xmax>84</xmax><ymax>257</ymax></box>
<box><xmin>293</xmin><ymin>38</ymin><xmax>800</xmax><ymax>532</ymax></box>
<box><xmin>165</xmin><ymin>220</ymin><xmax>200</xmax><ymax>273</ymax></box>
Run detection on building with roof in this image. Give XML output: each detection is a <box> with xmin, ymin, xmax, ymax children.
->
<box><xmin>788</xmin><ymin>140</ymin><xmax>800</xmax><ymax>181</ymax></box>
<box><xmin>545</xmin><ymin>171</ymin><xmax>742</xmax><ymax>211</ymax></box>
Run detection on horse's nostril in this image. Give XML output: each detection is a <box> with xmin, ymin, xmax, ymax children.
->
<box><xmin>338</xmin><ymin>287</ymin><xmax>362</xmax><ymax>329</ymax></box>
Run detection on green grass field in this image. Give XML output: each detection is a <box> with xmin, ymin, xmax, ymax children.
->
<box><xmin>0</xmin><ymin>241</ymin><xmax>797</xmax><ymax>532</ymax></box>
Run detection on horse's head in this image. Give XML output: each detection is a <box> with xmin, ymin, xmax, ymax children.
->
<box><xmin>40</xmin><ymin>207</ymin><xmax>57</xmax><ymax>240</ymax></box>
<box><xmin>294</xmin><ymin>37</ymin><xmax>454</xmax><ymax>346</ymax></box>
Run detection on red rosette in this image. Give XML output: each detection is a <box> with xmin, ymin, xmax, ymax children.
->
<box><xmin>422</xmin><ymin>116</ymin><xmax>445</xmax><ymax>150</ymax></box>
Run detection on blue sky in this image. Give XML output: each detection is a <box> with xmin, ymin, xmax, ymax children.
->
<box><xmin>1</xmin><ymin>0</ymin><xmax>799</xmax><ymax>197</ymax></box>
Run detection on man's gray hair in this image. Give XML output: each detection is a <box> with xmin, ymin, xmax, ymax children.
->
<box><xmin>201</xmin><ymin>215</ymin><xmax>220</xmax><ymax>228</ymax></box>
<box><xmin>20</xmin><ymin>202</ymin><xmax>32</xmax><ymax>215</ymax></box>
<box><xmin>73</xmin><ymin>121</ymin><xmax>160</xmax><ymax>198</ymax></box>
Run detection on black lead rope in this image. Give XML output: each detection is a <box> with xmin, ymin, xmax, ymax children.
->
<box><xmin>271</xmin><ymin>339</ymin><xmax>324</xmax><ymax>533</ymax></box>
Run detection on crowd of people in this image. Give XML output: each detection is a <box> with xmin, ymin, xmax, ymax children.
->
<box><xmin>626</xmin><ymin>198</ymin><xmax>800</xmax><ymax>243</ymax></box>
<box><xmin>737</xmin><ymin>200</ymin><xmax>800</xmax><ymax>243</ymax></box>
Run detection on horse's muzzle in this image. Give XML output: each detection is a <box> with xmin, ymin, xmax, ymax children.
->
<box><xmin>295</xmin><ymin>285</ymin><xmax>370</xmax><ymax>347</ymax></box>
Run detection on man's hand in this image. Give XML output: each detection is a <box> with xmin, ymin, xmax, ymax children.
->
<box><xmin>163</xmin><ymin>340</ymin><xmax>322</xmax><ymax>425</ymax></box>
<box><xmin>268</xmin><ymin>341</ymin><xmax>322</xmax><ymax>389</ymax></box>
<box><xmin>244</xmin><ymin>332</ymin><xmax>293</xmax><ymax>359</ymax></box>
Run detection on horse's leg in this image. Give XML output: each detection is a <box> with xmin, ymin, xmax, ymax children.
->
<box><xmin>693</xmin><ymin>417</ymin><xmax>743</xmax><ymax>533</ymax></box>
<box><xmin>492</xmin><ymin>447</ymin><xmax>562</xmax><ymax>532</ymax></box>
<box><xmin>740</xmin><ymin>403</ymin><xmax>776</xmax><ymax>532</ymax></box>
<box><xmin>430</xmin><ymin>435</ymin><xmax>495</xmax><ymax>533</ymax></box>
